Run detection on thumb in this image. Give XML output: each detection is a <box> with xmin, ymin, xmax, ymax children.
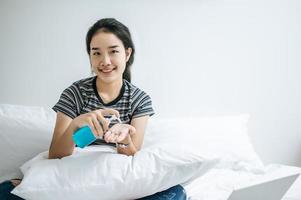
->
<box><xmin>126</xmin><ymin>125</ymin><xmax>136</xmax><ymax>136</ymax></box>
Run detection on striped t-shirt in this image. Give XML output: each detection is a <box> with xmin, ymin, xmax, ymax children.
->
<box><xmin>53</xmin><ymin>76</ymin><xmax>154</xmax><ymax>121</ymax></box>
<box><xmin>52</xmin><ymin>76</ymin><xmax>155</xmax><ymax>145</ymax></box>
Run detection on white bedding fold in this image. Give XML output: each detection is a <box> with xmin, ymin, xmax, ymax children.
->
<box><xmin>184</xmin><ymin>164</ymin><xmax>301</xmax><ymax>200</ymax></box>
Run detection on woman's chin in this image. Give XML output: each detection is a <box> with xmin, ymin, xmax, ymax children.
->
<box><xmin>97</xmin><ymin>75</ymin><xmax>120</xmax><ymax>84</ymax></box>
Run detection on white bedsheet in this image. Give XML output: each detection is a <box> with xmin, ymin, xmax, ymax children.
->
<box><xmin>183</xmin><ymin>164</ymin><xmax>301</xmax><ymax>200</ymax></box>
<box><xmin>283</xmin><ymin>173</ymin><xmax>301</xmax><ymax>200</ymax></box>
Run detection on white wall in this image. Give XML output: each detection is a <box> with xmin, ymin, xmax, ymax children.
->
<box><xmin>0</xmin><ymin>0</ymin><xmax>300</xmax><ymax>166</ymax></box>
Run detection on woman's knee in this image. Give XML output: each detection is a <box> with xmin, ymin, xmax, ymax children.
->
<box><xmin>0</xmin><ymin>180</ymin><xmax>24</xmax><ymax>200</ymax></box>
<box><xmin>168</xmin><ymin>185</ymin><xmax>187</xmax><ymax>200</ymax></box>
<box><xmin>10</xmin><ymin>179</ymin><xmax>21</xmax><ymax>187</ymax></box>
<box><xmin>138</xmin><ymin>184</ymin><xmax>187</xmax><ymax>200</ymax></box>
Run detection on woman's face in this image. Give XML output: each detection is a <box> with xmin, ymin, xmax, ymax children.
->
<box><xmin>90</xmin><ymin>31</ymin><xmax>132</xmax><ymax>83</ymax></box>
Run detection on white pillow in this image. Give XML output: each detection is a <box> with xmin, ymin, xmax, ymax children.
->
<box><xmin>0</xmin><ymin>104</ymin><xmax>55</xmax><ymax>182</ymax></box>
<box><xmin>143</xmin><ymin>114</ymin><xmax>264</xmax><ymax>172</ymax></box>
<box><xmin>0</xmin><ymin>104</ymin><xmax>263</xmax><ymax>199</ymax></box>
<box><xmin>12</xmin><ymin>146</ymin><xmax>218</xmax><ymax>200</ymax></box>
<box><xmin>0</xmin><ymin>104</ymin><xmax>55</xmax><ymax>121</ymax></box>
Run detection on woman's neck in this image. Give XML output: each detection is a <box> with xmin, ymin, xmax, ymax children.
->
<box><xmin>96</xmin><ymin>77</ymin><xmax>123</xmax><ymax>104</ymax></box>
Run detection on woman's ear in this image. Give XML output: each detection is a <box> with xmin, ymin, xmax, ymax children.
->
<box><xmin>125</xmin><ymin>48</ymin><xmax>132</xmax><ymax>62</ymax></box>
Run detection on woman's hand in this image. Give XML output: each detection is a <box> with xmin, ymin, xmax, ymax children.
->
<box><xmin>70</xmin><ymin>108</ymin><xmax>119</xmax><ymax>138</ymax></box>
<box><xmin>104</xmin><ymin>123</ymin><xmax>136</xmax><ymax>145</ymax></box>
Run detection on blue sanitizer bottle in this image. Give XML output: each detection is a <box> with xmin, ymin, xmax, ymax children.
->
<box><xmin>72</xmin><ymin>115</ymin><xmax>121</xmax><ymax>148</ymax></box>
<box><xmin>72</xmin><ymin>126</ymin><xmax>96</xmax><ymax>148</ymax></box>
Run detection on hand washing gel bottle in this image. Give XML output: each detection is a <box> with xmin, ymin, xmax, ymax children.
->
<box><xmin>72</xmin><ymin>126</ymin><xmax>96</xmax><ymax>148</ymax></box>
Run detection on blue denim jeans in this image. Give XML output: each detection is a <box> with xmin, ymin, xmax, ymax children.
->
<box><xmin>0</xmin><ymin>180</ymin><xmax>24</xmax><ymax>200</ymax></box>
<box><xmin>0</xmin><ymin>180</ymin><xmax>186</xmax><ymax>200</ymax></box>
<box><xmin>138</xmin><ymin>185</ymin><xmax>187</xmax><ymax>200</ymax></box>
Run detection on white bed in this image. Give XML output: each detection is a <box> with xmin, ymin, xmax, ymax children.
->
<box><xmin>0</xmin><ymin>104</ymin><xmax>300</xmax><ymax>200</ymax></box>
<box><xmin>184</xmin><ymin>164</ymin><xmax>301</xmax><ymax>200</ymax></box>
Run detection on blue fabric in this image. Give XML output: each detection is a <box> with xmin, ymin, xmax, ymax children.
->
<box><xmin>137</xmin><ymin>185</ymin><xmax>187</xmax><ymax>200</ymax></box>
<box><xmin>0</xmin><ymin>181</ymin><xmax>24</xmax><ymax>200</ymax></box>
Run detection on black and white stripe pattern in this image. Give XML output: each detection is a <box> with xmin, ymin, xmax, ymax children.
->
<box><xmin>53</xmin><ymin>76</ymin><xmax>155</xmax><ymax>124</ymax></box>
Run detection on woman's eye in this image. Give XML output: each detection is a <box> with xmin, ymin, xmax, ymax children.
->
<box><xmin>111</xmin><ymin>50</ymin><xmax>119</xmax><ymax>54</ymax></box>
<box><xmin>93</xmin><ymin>52</ymin><xmax>100</xmax><ymax>56</ymax></box>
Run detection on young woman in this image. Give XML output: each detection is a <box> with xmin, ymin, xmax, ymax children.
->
<box><xmin>0</xmin><ymin>18</ymin><xmax>186</xmax><ymax>200</ymax></box>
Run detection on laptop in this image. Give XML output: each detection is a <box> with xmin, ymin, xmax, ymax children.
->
<box><xmin>228</xmin><ymin>173</ymin><xmax>300</xmax><ymax>200</ymax></box>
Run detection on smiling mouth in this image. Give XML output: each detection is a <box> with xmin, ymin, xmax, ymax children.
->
<box><xmin>98</xmin><ymin>67</ymin><xmax>117</xmax><ymax>74</ymax></box>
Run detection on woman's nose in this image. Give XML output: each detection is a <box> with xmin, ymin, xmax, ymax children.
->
<box><xmin>101</xmin><ymin>54</ymin><xmax>111</xmax><ymax>66</ymax></box>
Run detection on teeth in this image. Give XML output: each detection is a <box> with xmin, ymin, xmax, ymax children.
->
<box><xmin>101</xmin><ymin>69</ymin><xmax>113</xmax><ymax>73</ymax></box>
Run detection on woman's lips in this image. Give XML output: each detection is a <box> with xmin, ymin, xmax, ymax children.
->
<box><xmin>98</xmin><ymin>67</ymin><xmax>116</xmax><ymax>74</ymax></box>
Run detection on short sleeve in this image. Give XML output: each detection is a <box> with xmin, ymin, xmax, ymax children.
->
<box><xmin>132</xmin><ymin>92</ymin><xmax>155</xmax><ymax>119</ymax></box>
<box><xmin>52</xmin><ymin>84</ymin><xmax>81</xmax><ymax>119</ymax></box>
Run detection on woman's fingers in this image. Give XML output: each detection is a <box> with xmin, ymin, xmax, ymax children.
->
<box><xmin>104</xmin><ymin>130</ymin><xmax>113</xmax><ymax>143</ymax></box>
<box><xmin>104</xmin><ymin>130</ymin><xmax>118</xmax><ymax>143</ymax></box>
<box><xmin>92</xmin><ymin>110</ymin><xmax>109</xmax><ymax>131</ymax></box>
<box><xmin>104</xmin><ymin>124</ymin><xmax>135</xmax><ymax>143</ymax></box>
<box><xmin>87</xmin><ymin>120</ymin><xmax>98</xmax><ymax>137</ymax></box>
<box><xmin>97</xmin><ymin>114</ymin><xmax>110</xmax><ymax>131</ymax></box>
<box><xmin>126</xmin><ymin>125</ymin><xmax>136</xmax><ymax>136</ymax></box>
<box><xmin>91</xmin><ymin>116</ymin><xmax>103</xmax><ymax>137</ymax></box>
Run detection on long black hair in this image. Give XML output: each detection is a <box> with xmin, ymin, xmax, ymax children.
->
<box><xmin>86</xmin><ymin>18</ymin><xmax>135</xmax><ymax>82</ymax></box>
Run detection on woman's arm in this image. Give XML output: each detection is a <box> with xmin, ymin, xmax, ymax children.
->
<box><xmin>116</xmin><ymin>115</ymin><xmax>150</xmax><ymax>156</ymax></box>
<box><xmin>49</xmin><ymin>109</ymin><xmax>119</xmax><ymax>159</ymax></box>
<box><xmin>48</xmin><ymin>112</ymin><xmax>76</xmax><ymax>159</ymax></box>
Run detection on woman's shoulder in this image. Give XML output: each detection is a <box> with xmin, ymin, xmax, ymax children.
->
<box><xmin>123</xmin><ymin>80</ymin><xmax>155</xmax><ymax>117</ymax></box>
<box><xmin>124</xmin><ymin>79</ymin><xmax>144</xmax><ymax>94</ymax></box>
<box><xmin>72</xmin><ymin>76</ymin><xmax>95</xmax><ymax>87</ymax></box>
<box><xmin>62</xmin><ymin>76</ymin><xmax>95</xmax><ymax>96</ymax></box>
<box><xmin>123</xmin><ymin>79</ymin><xmax>151</xmax><ymax>100</ymax></box>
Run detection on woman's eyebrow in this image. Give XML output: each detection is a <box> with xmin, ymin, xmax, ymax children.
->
<box><xmin>91</xmin><ymin>45</ymin><xmax>120</xmax><ymax>51</ymax></box>
<box><xmin>108</xmin><ymin>45</ymin><xmax>120</xmax><ymax>49</ymax></box>
<box><xmin>91</xmin><ymin>47</ymin><xmax>100</xmax><ymax>51</ymax></box>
